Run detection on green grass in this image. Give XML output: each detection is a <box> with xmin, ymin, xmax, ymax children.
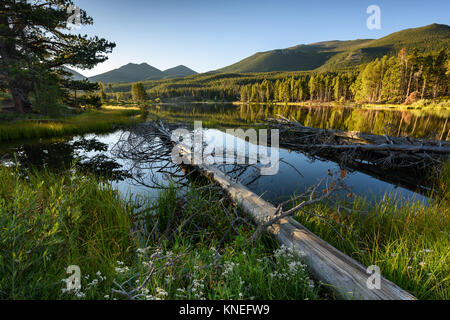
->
<box><xmin>0</xmin><ymin>165</ymin><xmax>134</xmax><ymax>299</ymax></box>
<box><xmin>234</xmin><ymin>98</ymin><xmax>450</xmax><ymax>112</ymax></box>
<box><xmin>0</xmin><ymin>166</ymin><xmax>322</xmax><ymax>300</ymax></box>
<box><xmin>360</xmin><ymin>99</ymin><xmax>450</xmax><ymax>111</ymax></box>
<box><xmin>293</xmin><ymin>165</ymin><xmax>450</xmax><ymax>300</ymax></box>
<box><xmin>0</xmin><ymin>107</ymin><xmax>142</xmax><ymax>142</ymax></box>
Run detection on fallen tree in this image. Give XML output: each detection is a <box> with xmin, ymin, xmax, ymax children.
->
<box><xmin>270</xmin><ymin>116</ymin><xmax>449</xmax><ymax>167</ymax></box>
<box><xmin>269</xmin><ymin>117</ymin><xmax>449</xmax><ymax>195</ymax></box>
<box><xmin>113</xmin><ymin>121</ymin><xmax>417</xmax><ymax>300</ymax></box>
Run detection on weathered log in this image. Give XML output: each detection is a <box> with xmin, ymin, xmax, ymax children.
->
<box><xmin>122</xmin><ymin>122</ymin><xmax>417</xmax><ymax>300</ymax></box>
<box><xmin>170</xmin><ymin>136</ymin><xmax>417</xmax><ymax>300</ymax></box>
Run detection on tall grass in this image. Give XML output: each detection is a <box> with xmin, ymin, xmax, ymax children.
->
<box><xmin>128</xmin><ymin>184</ymin><xmax>322</xmax><ymax>300</ymax></box>
<box><xmin>0</xmin><ymin>166</ymin><xmax>322</xmax><ymax>300</ymax></box>
<box><xmin>294</xmin><ymin>186</ymin><xmax>449</xmax><ymax>299</ymax></box>
<box><xmin>0</xmin><ymin>165</ymin><xmax>134</xmax><ymax>299</ymax></box>
<box><xmin>0</xmin><ymin>107</ymin><xmax>141</xmax><ymax>142</ymax></box>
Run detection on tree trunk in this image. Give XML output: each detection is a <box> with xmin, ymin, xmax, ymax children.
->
<box><xmin>9</xmin><ymin>85</ymin><xmax>25</xmax><ymax>114</ymax></box>
<box><xmin>421</xmin><ymin>78</ymin><xmax>427</xmax><ymax>99</ymax></box>
<box><xmin>406</xmin><ymin>71</ymin><xmax>413</xmax><ymax>98</ymax></box>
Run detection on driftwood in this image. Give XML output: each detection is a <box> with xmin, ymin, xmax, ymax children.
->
<box><xmin>271</xmin><ymin>117</ymin><xmax>450</xmax><ymax>165</ymax></box>
<box><xmin>271</xmin><ymin>117</ymin><xmax>449</xmax><ymax>195</ymax></box>
<box><xmin>114</xmin><ymin>122</ymin><xmax>417</xmax><ymax>300</ymax></box>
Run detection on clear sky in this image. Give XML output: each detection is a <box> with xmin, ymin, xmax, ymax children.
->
<box><xmin>72</xmin><ymin>0</ymin><xmax>450</xmax><ymax>77</ymax></box>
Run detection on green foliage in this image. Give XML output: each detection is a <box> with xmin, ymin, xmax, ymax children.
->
<box><xmin>131</xmin><ymin>82</ymin><xmax>147</xmax><ymax>102</ymax></box>
<box><xmin>98</xmin><ymin>82</ymin><xmax>108</xmax><ymax>105</ymax></box>
<box><xmin>105</xmin><ymin>47</ymin><xmax>448</xmax><ymax>105</ymax></box>
<box><xmin>294</xmin><ymin>192</ymin><xmax>450</xmax><ymax>300</ymax></box>
<box><xmin>354</xmin><ymin>49</ymin><xmax>449</xmax><ymax>103</ymax></box>
<box><xmin>0</xmin><ymin>0</ymin><xmax>115</xmax><ymax>113</ymax></box>
<box><xmin>120</xmin><ymin>184</ymin><xmax>322</xmax><ymax>301</ymax></box>
<box><xmin>82</xmin><ymin>94</ymin><xmax>103</xmax><ymax>109</ymax></box>
<box><xmin>219</xmin><ymin>24</ymin><xmax>450</xmax><ymax>73</ymax></box>
<box><xmin>32</xmin><ymin>74</ymin><xmax>66</xmax><ymax>117</ymax></box>
<box><xmin>0</xmin><ymin>167</ymin><xmax>322</xmax><ymax>300</ymax></box>
<box><xmin>0</xmin><ymin>166</ymin><xmax>133</xmax><ymax>299</ymax></box>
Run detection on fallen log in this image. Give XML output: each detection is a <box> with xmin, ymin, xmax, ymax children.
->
<box><xmin>141</xmin><ymin>122</ymin><xmax>417</xmax><ymax>300</ymax></box>
<box><xmin>176</xmin><ymin>146</ymin><xmax>416</xmax><ymax>300</ymax></box>
<box><xmin>112</xmin><ymin>122</ymin><xmax>417</xmax><ymax>300</ymax></box>
<box><xmin>270</xmin><ymin>118</ymin><xmax>449</xmax><ymax>189</ymax></box>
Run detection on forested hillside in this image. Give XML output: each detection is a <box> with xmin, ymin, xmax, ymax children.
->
<box><xmin>218</xmin><ymin>24</ymin><xmax>450</xmax><ymax>73</ymax></box>
<box><xmin>107</xmin><ymin>48</ymin><xmax>449</xmax><ymax>105</ymax></box>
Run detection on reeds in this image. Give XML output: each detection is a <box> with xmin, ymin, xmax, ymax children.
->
<box><xmin>294</xmin><ymin>188</ymin><xmax>449</xmax><ymax>300</ymax></box>
<box><xmin>0</xmin><ymin>167</ymin><xmax>322</xmax><ymax>300</ymax></box>
<box><xmin>0</xmin><ymin>108</ymin><xmax>141</xmax><ymax>142</ymax></box>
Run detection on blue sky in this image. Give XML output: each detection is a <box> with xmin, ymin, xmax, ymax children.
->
<box><xmin>72</xmin><ymin>0</ymin><xmax>450</xmax><ymax>76</ymax></box>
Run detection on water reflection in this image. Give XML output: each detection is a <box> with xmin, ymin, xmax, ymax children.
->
<box><xmin>152</xmin><ymin>103</ymin><xmax>449</xmax><ymax>140</ymax></box>
<box><xmin>0</xmin><ymin>136</ymin><xmax>129</xmax><ymax>180</ymax></box>
<box><xmin>1</xmin><ymin>103</ymin><xmax>442</xmax><ymax>205</ymax></box>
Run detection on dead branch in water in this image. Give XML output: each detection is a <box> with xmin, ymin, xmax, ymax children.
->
<box><xmin>252</xmin><ymin>170</ymin><xmax>350</xmax><ymax>241</ymax></box>
<box><xmin>269</xmin><ymin>116</ymin><xmax>449</xmax><ymax>195</ymax></box>
<box><xmin>271</xmin><ymin>117</ymin><xmax>450</xmax><ymax>168</ymax></box>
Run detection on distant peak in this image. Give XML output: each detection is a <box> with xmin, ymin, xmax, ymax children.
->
<box><xmin>163</xmin><ymin>65</ymin><xmax>197</xmax><ymax>77</ymax></box>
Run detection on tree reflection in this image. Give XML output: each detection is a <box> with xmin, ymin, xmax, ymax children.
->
<box><xmin>3</xmin><ymin>137</ymin><xmax>129</xmax><ymax>180</ymax></box>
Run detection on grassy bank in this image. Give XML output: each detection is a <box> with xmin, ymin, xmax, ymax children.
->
<box><xmin>0</xmin><ymin>166</ymin><xmax>322</xmax><ymax>300</ymax></box>
<box><xmin>233</xmin><ymin>98</ymin><xmax>450</xmax><ymax>111</ymax></box>
<box><xmin>0</xmin><ymin>106</ymin><xmax>141</xmax><ymax>142</ymax></box>
<box><xmin>293</xmin><ymin>163</ymin><xmax>450</xmax><ymax>300</ymax></box>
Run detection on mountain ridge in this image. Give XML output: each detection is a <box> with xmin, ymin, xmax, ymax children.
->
<box><xmin>163</xmin><ymin>65</ymin><xmax>197</xmax><ymax>78</ymax></box>
<box><xmin>75</xmin><ymin>24</ymin><xmax>449</xmax><ymax>84</ymax></box>
<box><xmin>87</xmin><ymin>63</ymin><xmax>197</xmax><ymax>83</ymax></box>
<box><xmin>218</xmin><ymin>23</ymin><xmax>450</xmax><ymax>73</ymax></box>
<box><xmin>63</xmin><ymin>67</ymin><xmax>87</xmax><ymax>81</ymax></box>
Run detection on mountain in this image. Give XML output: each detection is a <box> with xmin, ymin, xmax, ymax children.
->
<box><xmin>89</xmin><ymin>63</ymin><xmax>166</xmax><ymax>83</ymax></box>
<box><xmin>88</xmin><ymin>63</ymin><xmax>197</xmax><ymax>83</ymax></box>
<box><xmin>218</xmin><ymin>24</ymin><xmax>450</xmax><ymax>73</ymax></box>
<box><xmin>63</xmin><ymin>67</ymin><xmax>87</xmax><ymax>80</ymax></box>
<box><xmin>163</xmin><ymin>65</ymin><xmax>197</xmax><ymax>78</ymax></box>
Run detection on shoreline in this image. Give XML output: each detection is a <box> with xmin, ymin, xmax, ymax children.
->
<box><xmin>232</xmin><ymin>100</ymin><xmax>450</xmax><ymax>112</ymax></box>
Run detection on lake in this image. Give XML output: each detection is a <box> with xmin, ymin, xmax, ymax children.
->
<box><xmin>1</xmin><ymin>103</ymin><xmax>448</xmax><ymax>205</ymax></box>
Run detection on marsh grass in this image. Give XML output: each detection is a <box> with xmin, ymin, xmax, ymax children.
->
<box><xmin>0</xmin><ymin>107</ymin><xmax>142</xmax><ymax>142</ymax></box>
<box><xmin>126</xmin><ymin>183</ymin><xmax>322</xmax><ymax>300</ymax></box>
<box><xmin>294</xmin><ymin>189</ymin><xmax>449</xmax><ymax>300</ymax></box>
<box><xmin>0</xmin><ymin>165</ymin><xmax>134</xmax><ymax>299</ymax></box>
<box><xmin>0</xmin><ymin>166</ymin><xmax>322</xmax><ymax>300</ymax></box>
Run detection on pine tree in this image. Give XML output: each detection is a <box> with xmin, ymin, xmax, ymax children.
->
<box><xmin>131</xmin><ymin>82</ymin><xmax>147</xmax><ymax>102</ymax></box>
<box><xmin>381</xmin><ymin>57</ymin><xmax>403</xmax><ymax>103</ymax></box>
<box><xmin>0</xmin><ymin>0</ymin><xmax>115</xmax><ymax>114</ymax></box>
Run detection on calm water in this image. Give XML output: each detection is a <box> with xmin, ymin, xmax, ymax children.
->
<box><xmin>152</xmin><ymin>103</ymin><xmax>450</xmax><ymax>140</ymax></box>
<box><xmin>2</xmin><ymin>103</ymin><xmax>448</xmax><ymax>205</ymax></box>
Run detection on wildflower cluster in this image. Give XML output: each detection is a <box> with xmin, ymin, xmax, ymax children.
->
<box><xmin>270</xmin><ymin>246</ymin><xmax>311</xmax><ymax>283</ymax></box>
<box><xmin>61</xmin><ymin>270</ymin><xmax>106</xmax><ymax>300</ymax></box>
<box><xmin>115</xmin><ymin>261</ymin><xmax>130</xmax><ymax>274</ymax></box>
